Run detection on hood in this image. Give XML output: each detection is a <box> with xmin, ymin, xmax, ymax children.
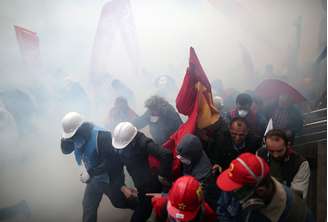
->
<box><xmin>177</xmin><ymin>134</ymin><xmax>212</xmax><ymax>181</ymax></box>
<box><xmin>177</xmin><ymin>134</ymin><xmax>203</xmax><ymax>163</ymax></box>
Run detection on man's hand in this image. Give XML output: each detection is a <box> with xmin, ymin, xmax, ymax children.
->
<box><xmin>121</xmin><ymin>186</ymin><xmax>138</xmax><ymax>199</ymax></box>
<box><xmin>80</xmin><ymin>170</ymin><xmax>90</xmax><ymax>183</ymax></box>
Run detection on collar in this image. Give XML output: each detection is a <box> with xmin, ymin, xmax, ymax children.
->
<box><xmin>233</xmin><ymin>142</ymin><xmax>246</xmax><ymax>152</ymax></box>
<box><xmin>259</xmin><ymin>177</ymin><xmax>287</xmax><ymax>222</ymax></box>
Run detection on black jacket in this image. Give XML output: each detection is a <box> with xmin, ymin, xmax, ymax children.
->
<box><xmin>116</xmin><ymin>132</ymin><xmax>173</xmax><ymax>192</ymax></box>
<box><xmin>177</xmin><ymin>134</ymin><xmax>221</xmax><ymax>211</ymax></box>
<box><xmin>93</xmin><ymin>131</ymin><xmax>125</xmax><ymax>188</ymax></box>
<box><xmin>177</xmin><ymin>134</ymin><xmax>212</xmax><ymax>182</ymax></box>
<box><xmin>231</xmin><ymin>133</ymin><xmax>263</xmax><ymax>154</ymax></box>
<box><xmin>196</xmin><ymin>118</ymin><xmax>238</xmax><ymax>170</ymax></box>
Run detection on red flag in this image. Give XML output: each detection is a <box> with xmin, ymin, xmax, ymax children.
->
<box><xmin>14</xmin><ymin>25</ymin><xmax>41</xmax><ymax>67</ymax></box>
<box><xmin>148</xmin><ymin>47</ymin><xmax>219</xmax><ymax>178</ymax></box>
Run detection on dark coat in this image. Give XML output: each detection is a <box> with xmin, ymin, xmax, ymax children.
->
<box><xmin>177</xmin><ymin>134</ymin><xmax>221</xmax><ymax>211</ymax></box>
<box><xmin>116</xmin><ymin>132</ymin><xmax>173</xmax><ymax>193</ymax></box>
<box><xmin>231</xmin><ymin>133</ymin><xmax>263</xmax><ymax>154</ymax></box>
<box><xmin>196</xmin><ymin>118</ymin><xmax>238</xmax><ymax>170</ymax></box>
<box><xmin>133</xmin><ymin>105</ymin><xmax>182</xmax><ymax>145</ymax></box>
<box><xmin>177</xmin><ymin>134</ymin><xmax>212</xmax><ymax>182</ymax></box>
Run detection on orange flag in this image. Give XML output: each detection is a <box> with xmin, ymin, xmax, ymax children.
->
<box><xmin>148</xmin><ymin>47</ymin><xmax>219</xmax><ymax>178</ymax></box>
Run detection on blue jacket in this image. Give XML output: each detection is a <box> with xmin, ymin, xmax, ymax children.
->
<box><xmin>74</xmin><ymin>126</ymin><xmax>109</xmax><ymax>184</ymax></box>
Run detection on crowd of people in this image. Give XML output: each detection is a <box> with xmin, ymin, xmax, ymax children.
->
<box><xmin>59</xmin><ymin>76</ymin><xmax>314</xmax><ymax>222</ymax></box>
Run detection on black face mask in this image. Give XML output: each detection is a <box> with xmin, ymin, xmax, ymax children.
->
<box><xmin>61</xmin><ymin>138</ymin><xmax>74</xmax><ymax>154</ymax></box>
<box><xmin>61</xmin><ymin>134</ymin><xmax>87</xmax><ymax>154</ymax></box>
<box><xmin>232</xmin><ymin>185</ymin><xmax>265</xmax><ymax>210</ymax></box>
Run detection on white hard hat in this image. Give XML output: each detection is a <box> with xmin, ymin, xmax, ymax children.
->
<box><xmin>112</xmin><ymin>122</ymin><xmax>138</xmax><ymax>149</ymax></box>
<box><xmin>61</xmin><ymin>112</ymin><xmax>84</xmax><ymax>139</ymax></box>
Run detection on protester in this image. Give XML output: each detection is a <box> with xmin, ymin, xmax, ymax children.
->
<box><xmin>105</xmin><ymin>96</ymin><xmax>138</xmax><ymax>131</ymax></box>
<box><xmin>60</xmin><ymin>112</ymin><xmax>136</xmax><ymax>222</ymax></box>
<box><xmin>176</xmin><ymin>134</ymin><xmax>221</xmax><ymax>210</ymax></box>
<box><xmin>257</xmin><ymin>129</ymin><xmax>310</xmax><ymax>199</ymax></box>
<box><xmin>133</xmin><ymin>95</ymin><xmax>182</xmax><ymax>145</ymax></box>
<box><xmin>265</xmin><ymin>95</ymin><xmax>304</xmax><ymax>136</ymax></box>
<box><xmin>216</xmin><ymin>153</ymin><xmax>315</xmax><ymax>222</ymax></box>
<box><xmin>0</xmin><ymin>200</ymin><xmax>30</xmax><ymax>221</ymax></box>
<box><xmin>154</xmin><ymin>75</ymin><xmax>178</xmax><ymax>104</ymax></box>
<box><xmin>59</xmin><ymin>76</ymin><xmax>90</xmax><ymax>114</ymax></box>
<box><xmin>0</xmin><ymin>89</ymin><xmax>38</xmax><ymax>136</ymax></box>
<box><xmin>112</xmin><ymin>122</ymin><xmax>173</xmax><ymax>222</ymax></box>
<box><xmin>213</xmin><ymin>96</ymin><xmax>228</xmax><ymax>122</ymax></box>
<box><xmin>229</xmin><ymin>117</ymin><xmax>262</xmax><ymax>154</ymax></box>
<box><xmin>150</xmin><ymin>175</ymin><xmax>216</xmax><ymax>222</ymax></box>
<box><xmin>111</xmin><ymin>79</ymin><xmax>136</xmax><ymax>108</ymax></box>
<box><xmin>195</xmin><ymin>116</ymin><xmax>238</xmax><ymax>171</ymax></box>
<box><xmin>228</xmin><ymin>93</ymin><xmax>267</xmax><ymax>137</ymax></box>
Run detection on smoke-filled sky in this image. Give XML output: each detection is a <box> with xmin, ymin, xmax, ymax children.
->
<box><xmin>0</xmin><ymin>0</ymin><xmax>326</xmax><ymax>221</ymax></box>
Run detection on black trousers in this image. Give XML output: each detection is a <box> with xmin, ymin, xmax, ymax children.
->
<box><xmin>130</xmin><ymin>180</ymin><xmax>162</xmax><ymax>222</ymax></box>
<box><xmin>82</xmin><ymin>179</ymin><xmax>136</xmax><ymax>222</ymax></box>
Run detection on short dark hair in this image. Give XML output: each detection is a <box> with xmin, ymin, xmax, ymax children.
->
<box><xmin>230</xmin><ymin>117</ymin><xmax>248</xmax><ymax>129</ymax></box>
<box><xmin>265</xmin><ymin>129</ymin><xmax>288</xmax><ymax>146</ymax></box>
<box><xmin>236</xmin><ymin>93</ymin><xmax>253</xmax><ymax>106</ymax></box>
<box><xmin>145</xmin><ymin>95</ymin><xmax>170</xmax><ymax>111</ymax></box>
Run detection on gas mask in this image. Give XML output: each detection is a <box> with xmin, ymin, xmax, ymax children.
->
<box><xmin>150</xmin><ymin>115</ymin><xmax>160</xmax><ymax>123</ymax></box>
<box><xmin>232</xmin><ymin>185</ymin><xmax>265</xmax><ymax>210</ymax></box>
<box><xmin>238</xmin><ymin>110</ymin><xmax>249</xmax><ymax>118</ymax></box>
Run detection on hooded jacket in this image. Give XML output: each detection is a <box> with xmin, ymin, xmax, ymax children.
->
<box><xmin>177</xmin><ymin>134</ymin><xmax>212</xmax><ymax>182</ymax></box>
<box><xmin>177</xmin><ymin>134</ymin><xmax>220</xmax><ymax>210</ymax></box>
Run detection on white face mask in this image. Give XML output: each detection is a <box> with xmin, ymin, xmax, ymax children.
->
<box><xmin>176</xmin><ymin>155</ymin><xmax>191</xmax><ymax>165</ymax></box>
<box><xmin>150</xmin><ymin>115</ymin><xmax>160</xmax><ymax>123</ymax></box>
<box><xmin>238</xmin><ymin>110</ymin><xmax>249</xmax><ymax>118</ymax></box>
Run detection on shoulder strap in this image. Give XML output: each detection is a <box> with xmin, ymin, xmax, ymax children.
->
<box><xmin>278</xmin><ymin>186</ymin><xmax>293</xmax><ymax>222</ymax></box>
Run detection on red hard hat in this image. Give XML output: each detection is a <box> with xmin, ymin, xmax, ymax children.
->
<box><xmin>167</xmin><ymin>176</ymin><xmax>204</xmax><ymax>221</ymax></box>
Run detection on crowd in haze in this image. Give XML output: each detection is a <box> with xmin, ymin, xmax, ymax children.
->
<box><xmin>0</xmin><ymin>64</ymin><xmax>323</xmax><ymax>222</ymax></box>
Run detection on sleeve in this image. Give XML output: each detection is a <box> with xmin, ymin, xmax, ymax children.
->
<box><xmin>216</xmin><ymin>192</ymin><xmax>240</xmax><ymax>222</ymax></box>
<box><xmin>132</xmin><ymin>110</ymin><xmax>150</xmax><ymax>129</ymax></box>
<box><xmin>145</xmin><ymin>139</ymin><xmax>173</xmax><ymax>178</ymax></box>
<box><xmin>94</xmin><ymin>131</ymin><xmax>125</xmax><ymax>188</ymax></box>
<box><xmin>291</xmin><ymin>161</ymin><xmax>310</xmax><ymax>199</ymax></box>
<box><xmin>166</xmin><ymin>109</ymin><xmax>183</xmax><ymax>132</ymax></box>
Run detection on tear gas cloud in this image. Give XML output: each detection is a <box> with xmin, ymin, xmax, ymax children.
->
<box><xmin>0</xmin><ymin>0</ymin><xmax>325</xmax><ymax>221</ymax></box>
